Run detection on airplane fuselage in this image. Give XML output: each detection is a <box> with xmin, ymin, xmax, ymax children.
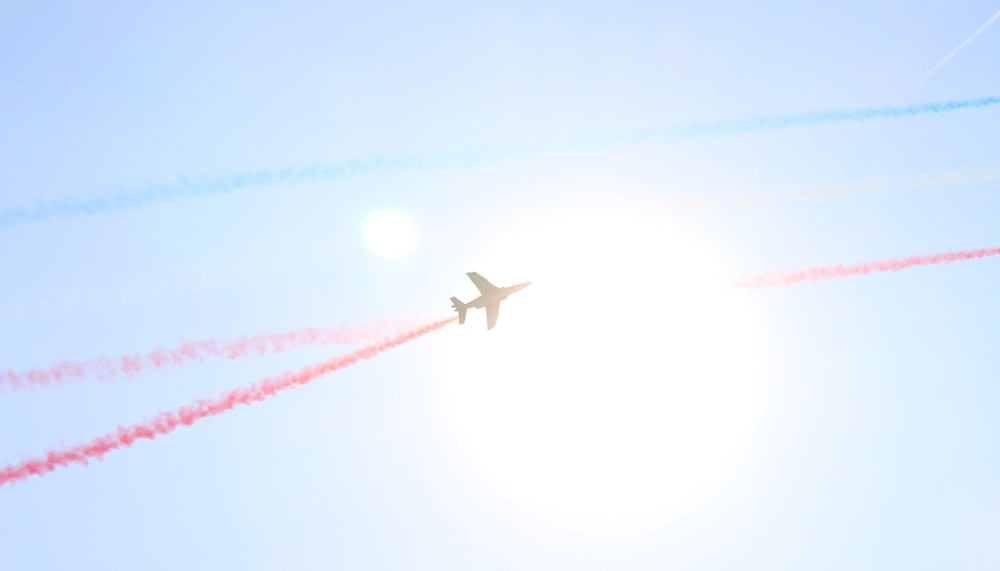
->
<box><xmin>467</xmin><ymin>282</ymin><xmax>531</xmax><ymax>308</ymax></box>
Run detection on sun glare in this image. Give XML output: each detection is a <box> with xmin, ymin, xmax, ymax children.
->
<box><xmin>432</xmin><ymin>207</ymin><xmax>770</xmax><ymax>535</ymax></box>
<box><xmin>364</xmin><ymin>211</ymin><xmax>417</xmax><ymax>259</ymax></box>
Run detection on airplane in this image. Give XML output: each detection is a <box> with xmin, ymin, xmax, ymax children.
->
<box><xmin>450</xmin><ymin>272</ymin><xmax>532</xmax><ymax>331</ymax></box>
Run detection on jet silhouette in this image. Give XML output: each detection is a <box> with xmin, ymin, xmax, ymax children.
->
<box><xmin>450</xmin><ymin>272</ymin><xmax>531</xmax><ymax>330</ymax></box>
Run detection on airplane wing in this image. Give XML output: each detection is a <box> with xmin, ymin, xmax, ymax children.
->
<box><xmin>485</xmin><ymin>301</ymin><xmax>500</xmax><ymax>330</ymax></box>
<box><xmin>467</xmin><ymin>272</ymin><xmax>499</xmax><ymax>294</ymax></box>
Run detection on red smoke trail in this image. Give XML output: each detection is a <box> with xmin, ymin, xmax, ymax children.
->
<box><xmin>1</xmin><ymin>319</ymin><xmax>409</xmax><ymax>391</ymax></box>
<box><xmin>734</xmin><ymin>246</ymin><xmax>1000</xmax><ymax>289</ymax></box>
<box><xmin>0</xmin><ymin>317</ymin><xmax>454</xmax><ymax>488</ymax></box>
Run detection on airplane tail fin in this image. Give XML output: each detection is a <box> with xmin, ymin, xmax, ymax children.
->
<box><xmin>450</xmin><ymin>297</ymin><xmax>468</xmax><ymax>324</ymax></box>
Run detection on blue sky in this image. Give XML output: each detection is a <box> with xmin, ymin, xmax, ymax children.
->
<box><xmin>2</xmin><ymin>1</ymin><xmax>999</xmax><ymax>569</ymax></box>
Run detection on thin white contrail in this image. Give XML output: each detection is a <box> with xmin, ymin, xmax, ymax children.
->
<box><xmin>906</xmin><ymin>8</ymin><xmax>1000</xmax><ymax>96</ymax></box>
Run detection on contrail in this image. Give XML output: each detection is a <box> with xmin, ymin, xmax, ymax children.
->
<box><xmin>662</xmin><ymin>168</ymin><xmax>1000</xmax><ymax>212</ymax></box>
<box><xmin>905</xmin><ymin>9</ymin><xmax>1000</xmax><ymax>97</ymax></box>
<box><xmin>734</xmin><ymin>246</ymin><xmax>1000</xmax><ymax>289</ymax></box>
<box><xmin>0</xmin><ymin>319</ymin><xmax>409</xmax><ymax>391</ymax></box>
<box><xmin>0</xmin><ymin>317</ymin><xmax>454</xmax><ymax>488</ymax></box>
<box><xmin>2</xmin><ymin>96</ymin><xmax>998</xmax><ymax>227</ymax></box>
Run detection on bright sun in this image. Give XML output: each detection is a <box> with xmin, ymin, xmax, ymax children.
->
<box><xmin>432</xmin><ymin>206</ymin><xmax>770</xmax><ymax>535</ymax></box>
<box><xmin>364</xmin><ymin>211</ymin><xmax>417</xmax><ymax>259</ymax></box>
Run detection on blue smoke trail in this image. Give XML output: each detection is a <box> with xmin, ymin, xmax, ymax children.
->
<box><xmin>3</xmin><ymin>96</ymin><xmax>998</xmax><ymax>227</ymax></box>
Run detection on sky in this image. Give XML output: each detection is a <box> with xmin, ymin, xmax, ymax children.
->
<box><xmin>1</xmin><ymin>1</ymin><xmax>999</xmax><ymax>569</ymax></box>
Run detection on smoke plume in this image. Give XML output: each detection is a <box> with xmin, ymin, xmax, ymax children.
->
<box><xmin>734</xmin><ymin>247</ymin><xmax>1000</xmax><ymax>289</ymax></box>
<box><xmin>662</xmin><ymin>168</ymin><xmax>1000</xmax><ymax>212</ymax></box>
<box><xmin>0</xmin><ymin>317</ymin><xmax>454</xmax><ymax>487</ymax></box>
<box><xmin>3</xmin><ymin>96</ymin><xmax>997</xmax><ymax>226</ymax></box>
<box><xmin>1</xmin><ymin>319</ymin><xmax>408</xmax><ymax>391</ymax></box>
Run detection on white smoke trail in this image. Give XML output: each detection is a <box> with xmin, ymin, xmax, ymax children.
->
<box><xmin>905</xmin><ymin>8</ymin><xmax>1000</xmax><ymax>96</ymax></box>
